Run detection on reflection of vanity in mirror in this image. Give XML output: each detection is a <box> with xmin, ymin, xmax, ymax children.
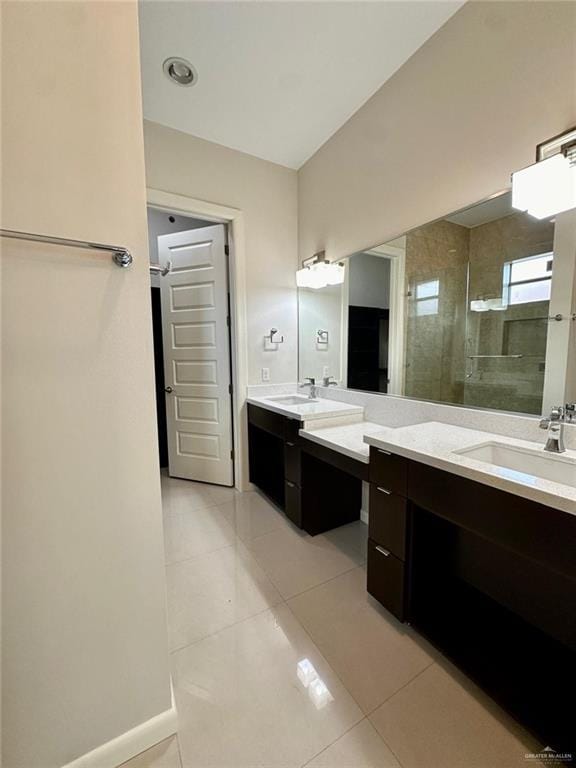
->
<box><xmin>298</xmin><ymin>190</ymin><xmax>571</xmax><ymax>417</ymax></box>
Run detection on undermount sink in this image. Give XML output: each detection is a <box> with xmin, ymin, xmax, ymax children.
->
<box><xmin>266</xmin><ymin>395</ymin><xmax>318</xmax><ymax>405</ymax></box>
<box><xmin>456</xmin><ymin>442</ymin><xmax>576</xmax><ymax>488</ymax></box>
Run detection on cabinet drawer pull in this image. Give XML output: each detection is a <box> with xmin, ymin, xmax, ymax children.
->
<box><xmin>286</xmin><ymin>481</ymin><xmax>296</xmax><ymax>488</ymax></box>
<box><xmin>377</xmin><ymin>448</ymin><xmax>392</xmax><ymax>456</ymax></box>
<box><xmin>375</xmin><ymin>546</ymin><xmax>391</xmax><ymax>557</ymax></box>
<box><xmin>377</xmin><ymin>486</ymin><xmax>392</xmax><ymax>495</ymax></box>
<box><xmin>286</xmin><ymin>442</ymin><xmax>295</xmax><ymax>447</ymax></box>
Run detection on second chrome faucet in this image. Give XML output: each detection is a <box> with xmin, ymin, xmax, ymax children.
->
<box><xmin>539</xmin><ymin>404</ymin><xmax>575</xmax><ymax>453</ymax></box>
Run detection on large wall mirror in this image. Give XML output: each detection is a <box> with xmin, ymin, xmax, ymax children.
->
<box><xmin>298</xmin><ymin>191</ymin><xmax>575</xmax><ymax>416</ymax></box>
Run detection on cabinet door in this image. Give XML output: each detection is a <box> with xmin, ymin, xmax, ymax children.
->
<box><xmin>248</xmin><ymin>423</ymin><xmax>285</xmax><ymax>509</ymax></box>
<box><xmin>367</xmin><ymin>538</ymin><xmax>407</xmax><ymax>621</ymax></box>
<box><xmin>284</xmin><ymin>442</ymin><xmax>301</xmax><ymax>485</ymax></box>
<box><xmin>285</xmin><ymin>481</ymin><xmax>302</xmax><ymax>527</ymax></box>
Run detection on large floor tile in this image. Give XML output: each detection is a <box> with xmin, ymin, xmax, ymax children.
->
<box><xmin>217</xmin><ymin>490</ymin><xmax>289</xmax><ymax>543</ymax></box>
<box><xmin>369</xmin><ymin>663</ymin><xmax>543</xmax><ymax>768</ymax></box>
<box><xmin>163</xmin><ymin>504</ymin><xmax>237</xmax><ymax>564</ymax></box>
<box><xmin>161</xmin><ymin>478</ymin><xmax>219</xmax><ymax>517</ymax></box>
<box><xmin>204</xmin><ymin>482</ymin><xmax>240</xmax><ymax>506</ymax></box>
<box><xmin>247</xmin><ymin>523</ymin><xmax>363</xmax><ymax>599</ymax></box>
<box><xmin>119</xmin><ymin>736</ymin><xmax>182</xmax><ymax>768</ymax></box>
<box><xmin>172</xmin><ymin>604</ymin><xmax>363</xmax><ymax>768</ymax></box>
<box><xmin>323</xmin><ymin>520</ymin><xmax>367</xmax><ymax>564</ymax></box>
<box><xmin>305</xmin><ymin>719</ymin><xmax>400</xmax><ymax>768</ymax></box>
<box><xmin>166</xmin><ymin>542</ymin><xmax>282</xmax><ymax>651</ymax></box>
<box><xmin>288</xmin><ymin>567</ymin><xmax>434</xmax><ymax>713</ymax></box>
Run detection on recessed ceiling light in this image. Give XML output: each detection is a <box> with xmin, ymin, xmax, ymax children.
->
<box><xmin>163</xmin><ymin>57</ymin><xmax>197</xmax><ymax>87</ymax></box>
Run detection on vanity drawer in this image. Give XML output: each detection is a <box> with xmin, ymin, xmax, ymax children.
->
<box><xmin>367</xmin><ymin>538</ymin><xmax>407</xmax><ymax>622</ymax></box>
<box><xmin>247</xmin><ymin>403</ymin><xmax>286</xmax><ymax>439</ymax></box>
<box><xmin>369</xmin><ymin>447</ymin><xmax>408</xmax><ymax>496</ymax></box>
<box><xmin>285</xmin><ymin>480</ymin><xmax>302</xmax><ymax>528</ymax></box>
<box><xmin>369</xmin><ymin>485</ymin><xmax>408</xmax><ymax>560</ymax></box>
<box><xmin>284</xmin><ymin>442</ymin><xmax>301</xmax><ymax>485</ymax></box>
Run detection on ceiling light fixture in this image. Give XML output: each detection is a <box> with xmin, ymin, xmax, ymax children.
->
<box><xmin>511</xmin><ymin>127</ymin><xmax>576</xmax><ymax>220</ymax></box>
<box><xmin>296</xmin><ymin>250</ymin><xmax>345</xmax><ymax>290</ymax></box>
<box><xmin>163</xmin><ymin>57</ymin><xmax>197</xmax><ymax>87</ymax></box>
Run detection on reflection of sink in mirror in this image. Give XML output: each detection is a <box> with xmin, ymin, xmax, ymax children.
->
<box><xmin>456</xmin><ymin>442</ymin><xmax>576</xmax><ymax>487</ymax></box>
<box><xmin>266</xmin><ymin>395</ymin><xmax>318</xmax><ymax>405</ymax></box>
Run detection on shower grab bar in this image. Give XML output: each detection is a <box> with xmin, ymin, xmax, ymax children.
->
<box><xmin>0</xmin><ymin>228</ymin><xmax>133</xmax><ymax>268</ymax></box>
<box><xmin>467</xmin><ymin>354</ymin><xmax>523</xmax><ymax>359</ymax></box>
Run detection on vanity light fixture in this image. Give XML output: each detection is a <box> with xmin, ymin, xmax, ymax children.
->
<box><xmin>296</xmin><ymin>250</ymin><xmax>345</xmax><ymax>289</ymax></box>
<box><xmin>512</xmin><ymin>126</ymin><xmax>576</xmax><ymax>219</ymax></box>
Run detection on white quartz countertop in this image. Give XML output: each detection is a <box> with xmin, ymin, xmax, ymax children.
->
<box><xmin>246</xmin><ymin>395</ymin><xmax>364</xmax><ymax>422</ymax></box>
<box><xmin>364</xmin><ymin>421</ymin><xmax>576</xmax><ymax>516</ymax></box>
<box><xmin>299</xmin><ymin>421</ymin><xmax>391</xmax><ymax>463</ymax></box>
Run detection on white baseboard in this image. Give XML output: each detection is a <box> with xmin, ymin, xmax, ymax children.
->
<box><xmin>62</xmin><ymin>693</ymin><xmax>177</xmax><ymax>768</ymax></box>
<box><xmin>360</xmin><ymin>508</ymin><xmax>369</xmax><ymax>525</ymax></box>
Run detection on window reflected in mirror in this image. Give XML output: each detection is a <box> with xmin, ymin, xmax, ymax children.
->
<box><xmin>297</xmin><ymin>191</ymin><xmax>571</xmax><ymax>416</ymax></box>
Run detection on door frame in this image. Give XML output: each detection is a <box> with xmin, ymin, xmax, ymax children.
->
<box><xmin>340</xmin><ymin>242</ymin><xmax>406</xmax><ymax>396</ymax></box>
<box><xmin>147</xmin><ymin>188</ymin><xmax>249</xmax><ymax>491</ymax></box>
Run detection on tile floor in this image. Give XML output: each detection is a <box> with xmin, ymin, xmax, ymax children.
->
<box><xmin>122</xmin><ymin>475</ymin><xmax>544</xmax><ymax>768</ymax></box>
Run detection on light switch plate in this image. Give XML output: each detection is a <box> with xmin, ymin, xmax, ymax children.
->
<box><xmin>261</xmin><ymin>367</ymin><xmax>270</xmax><ymax>382</ymax></box>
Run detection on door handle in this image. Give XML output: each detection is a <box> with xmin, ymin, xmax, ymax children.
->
<box><xmin>164</xmin><ymin>386</ymin><xmax>173</xmax><ymax>394</ymax></box>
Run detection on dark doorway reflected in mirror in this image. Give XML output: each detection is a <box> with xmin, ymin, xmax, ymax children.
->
<box><xmin>347</xmin><ymin>306</ymin><xmax>389</xmax><ymax>393</ymax></box>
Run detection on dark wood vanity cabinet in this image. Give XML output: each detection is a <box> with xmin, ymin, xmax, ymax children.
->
<box><xmin>248</xmin><ymin>403</ymin><xmax>301</xmax><ymax>517</ymax></box>
<box><xmin>367</xmin><ymin>446</ymin><xmax>576</xmax><ymax>753</ymax></box>
<box><xmin>367</xmin><ymin>448</ymin><xmax>410</xmax><ymax>621</ymax></box>
<box><xmin>248</xmin><ymin>404</ymin><xmax>363</xmax><ymax>535</ymax></box>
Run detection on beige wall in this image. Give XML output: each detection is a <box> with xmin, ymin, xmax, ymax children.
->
<box><xmin>1</xmin><ymin>3</ymin><xmax>171</xmax><ymax>766</ymax></box>
<box><xmin>298</xmin><ymin>285</ymin><xmax>343</xmax><ymax>383</ymax></box>
<box><xmin>143</xmin><ymin>121</ymin><xmax>299</xmax><ymax>386</ymax></box>
<box><xmin>298</xmin><ymin>1</ymin><xmax>576</xmax><ymax>262</ymax></box>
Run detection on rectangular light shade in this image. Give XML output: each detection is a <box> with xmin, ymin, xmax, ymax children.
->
<box><xmin>512</xmin><ymin>153</ymin><xmax>576</xmax><ymax>219</ymax></box>
<box><xmin>296</xmin><ymin>261</ymin><xmax>344</xmax><ymax>289</ymax></box>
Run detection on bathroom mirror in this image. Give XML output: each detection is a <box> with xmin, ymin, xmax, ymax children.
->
<box><xmin>298</xmin><ymin>191</ymin><xmax>573</xmax><ymax>416</ymax></box>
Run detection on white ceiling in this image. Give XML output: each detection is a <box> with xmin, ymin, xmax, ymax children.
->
<box><xmin>139</xmin><ymin>1</ymin><xmax>464</xmax><ymax>169</ymax></box>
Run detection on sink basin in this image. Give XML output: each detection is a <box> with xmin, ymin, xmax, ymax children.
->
<box><xmin>456</xmin><ymin>442</ymin><xmax>576</xmax><ymax>488</ymax></box>
<box><xmin>266</xmin><ymin>395</ymin><xmax>318</xmax><ymax>405</ymax></box>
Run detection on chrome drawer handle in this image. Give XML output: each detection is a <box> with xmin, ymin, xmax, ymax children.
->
<box><xmin>286</xmin><ymin>481</ymin><xmax>295</xmax><ymax>488</ymax></box>
<box><xmin>377</xmin><ymin>486</ymin><xmax>391</xmax><ymax>495</ymax></box>
<box><xmin>286</xmin><ymin>442</ymin><xmax>295</xmax><ymax>447</ymax></box>
<box><xmin>375</xmin><ymin>546</ymin><xmax>391</xmax><ymax>557</ymax></box>
<box><xmin>377</xmin><ymin>449</ymin><xmax>391</xmax><ymax>456</ymax></box>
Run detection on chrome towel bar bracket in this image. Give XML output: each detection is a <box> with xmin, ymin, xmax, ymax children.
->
<box><xmin>149</xmin><ymin>260</ymin><xmax>172</xmax><ymax>276</ymax></box>
<box><xmin>0</xmin><ymin>228</ymin><xmax>133</xmax><ymax>268</ymax></box>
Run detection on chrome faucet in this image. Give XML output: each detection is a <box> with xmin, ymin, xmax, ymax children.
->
<box><xmin>322</xmin><ymin>375</ymin><xmax>338</xmax><ymax>388</ymax></box>
<box><xmin>300</xmin><ymin>377</ymin><xmax>317</xmax><ymax>399</ymax></box>
<box><xmin>539</xmin><ymin>404</ymin><xmax>574</xmax><ymax>453</ymax></box>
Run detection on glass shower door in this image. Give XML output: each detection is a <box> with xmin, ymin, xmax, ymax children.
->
<box><xmin>464</xmin><ymin>246</ymin><xmax>554</xmax><ymax>415</ymax></box>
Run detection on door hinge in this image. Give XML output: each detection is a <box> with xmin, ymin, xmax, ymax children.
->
<box><xmin>224</xmin><ymin>244</ymin><xmax>230</xmax><ymax>256</ymax></box>
<box><xmin>226</xmin><ymin>315</ymin><xmax>231</xmax><ymax>327</ymax></box>
<box><xmin>230</xmin><ymin>449</ymin><xmax>235</xmax><ymax>460</ymax></box>
<box><xmin>228</xmin><ymin>383</ymin><xmax>233</xmax><ymax>395</ymax></box>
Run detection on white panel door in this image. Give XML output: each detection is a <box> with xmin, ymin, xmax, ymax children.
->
<box><xmin>159</xmin><ymin>225</ymin><xmax>233</xmax><ymax>485</ymax></box>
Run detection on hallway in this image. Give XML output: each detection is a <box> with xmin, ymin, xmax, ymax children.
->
<box><xmin>123</xmin><ymin>476</ymin><xmax>542</xmax><ymax>768</ymax></box>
